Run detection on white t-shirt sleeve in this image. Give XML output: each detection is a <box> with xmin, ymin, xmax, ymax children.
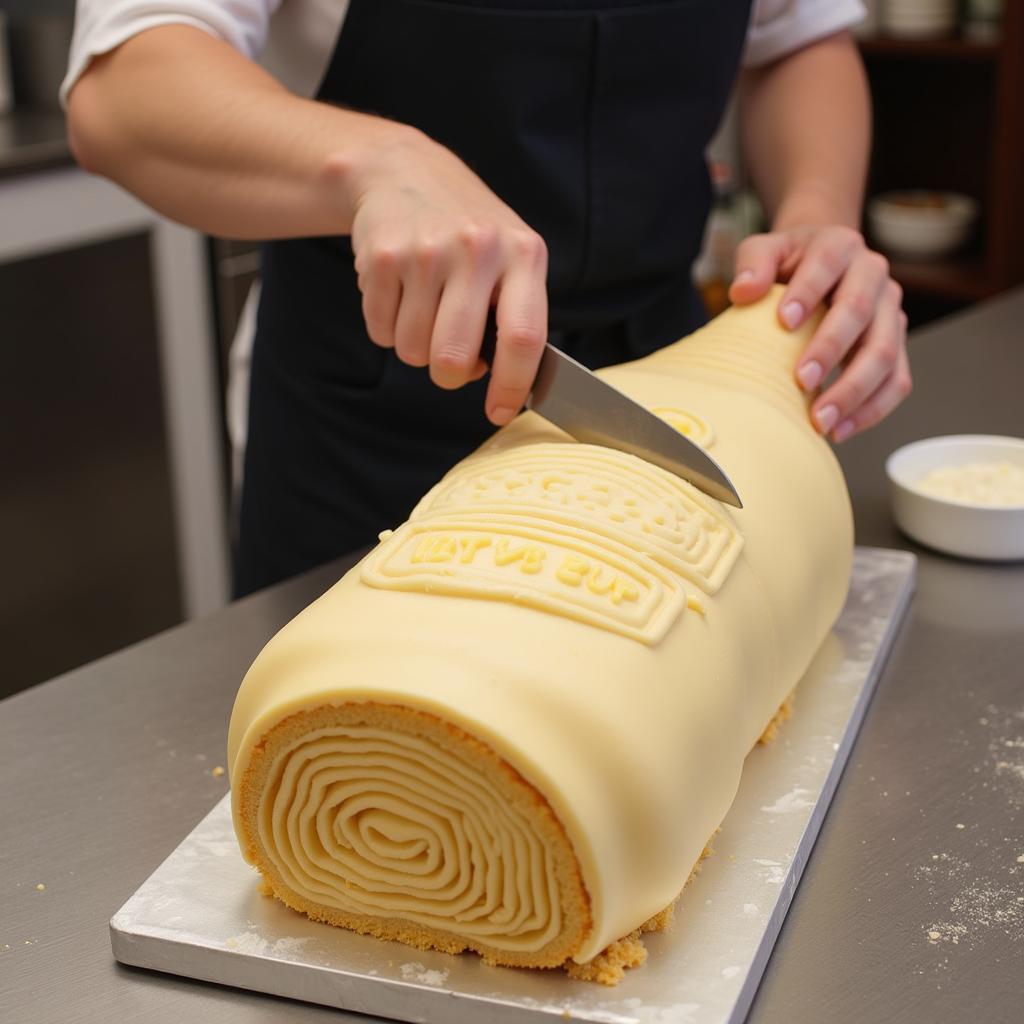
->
<box><xmin>61</xmin><ymin>0</ymin><xmax>281</xmax><ymax>107</ymax></box>
<box><xmin>743</xmin><ymin>0</ymin><xmax>865</xmax><ymax>69</ymax></box>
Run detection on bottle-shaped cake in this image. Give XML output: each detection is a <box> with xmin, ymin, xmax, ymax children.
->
<box><xmin>227</xmin><ymin>285</ymin><xmax>853</xmax><ymax>979</ymax></box>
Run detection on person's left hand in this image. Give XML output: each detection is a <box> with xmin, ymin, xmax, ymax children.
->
<box><xmin>728</xmin><ymin>224</ymin><xmax>911</xmax><ymax>442</ymax></box>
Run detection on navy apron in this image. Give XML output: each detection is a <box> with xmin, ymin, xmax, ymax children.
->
<box><xmin>236</xmin><ymin>0</ymin><xmax>753</xmax><ymax>596</ymax></box>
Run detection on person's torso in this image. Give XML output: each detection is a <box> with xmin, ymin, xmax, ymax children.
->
<box><xmin>282</xmin><ymin>0</ymin><xmax>751</xmax><ymax>336</ymax></box>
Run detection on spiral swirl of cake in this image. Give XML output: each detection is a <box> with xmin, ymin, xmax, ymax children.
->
<box><xmin>234</xmin><ymin>701</ymin><xmax>589</xmax><ymax>965</ymax></box>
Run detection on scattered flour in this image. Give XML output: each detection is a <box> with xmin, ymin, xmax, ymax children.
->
<box><xmin>616</xmin><ymin>997</ymin><xmax>700</xmax><ymax>1024</ymax></box>
<box><xmin>924</xmin><ymin>881</ymin><xmax>1024</xmax><ymax>951</ymax></box>
<box><xmin>742</xmin><ymin>902</ymin><xmax>760</xmax><ymax>917</ymax></box>
<box><xmin>760</xmin><ymin>788</ymin><xmax>814</xmax><ymax>815</ymax></box>
<box><xmin>721</xmin><ymin>965</ymin><xmax>741</xmax><ymax>979</ymax></box>
<box><xmin>915</xmin><ymin>701</ymin><xmax>1024</xmax><ymax>965</ymax></box>
<box><xmin>197</xmin><ymin>838</ymin><xmax>237</xmax><ymax>858</ymax></box>
<box><xmin>753</xmin><ymin>859</ymin><xmax>786</xmax><ymax>885</ymax></box>
<box><xmin>982</xmin><ymin>706</ymin><xmax>1024</xmax><ymax>804</ymax></box>
<box><xmin>224</xmin><ymin>932</ymin><xmax>310</xmax><ymax>957</ymax></box>
<box><xmin>399</xmin><ymin>961</ymin><xmax>449</xmax><ymax>987</ymax></box>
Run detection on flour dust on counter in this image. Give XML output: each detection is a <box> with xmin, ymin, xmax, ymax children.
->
<box><xmin>908</xmin><ymin>697</ymin><xmax>1024</xmax><ymax>982</ymax></box>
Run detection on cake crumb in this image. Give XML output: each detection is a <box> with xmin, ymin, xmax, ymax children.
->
<box><xmin>212</xmin><ymin>766</ymin><xmax>226</xmax><ymax>778</ymax></box>
<box><xmin>35</xmin><ymin>884</ymin><xmax>45</xmax><ymax>892</ymax></box>
<box><xmin>565</xmin><ymin>933</ymin><xmax>647</xmax><ymax>986</ymax></box>
<box><xmin>640</xmin><ymin>901</ymin><xmax>675</xmax><ymax>933</ymax></box>
<box><xmin>928</xmin><ymin>930</ymin><xmax>941</xmax><ymax>941</ymax></box>
<box><xmin>1016</xmin><ymin>855</ymin><xmax>1024</xmax><ymax>864</ymax></box>
<box><xmin>758</xmin><ymin>691</ymin><xmax>795</xmax><ymax>745</ymax></box>
<box><xmin>955</xmin><ymin>823</ymin><xmax>965</xmax><ymax>830</ymax></box>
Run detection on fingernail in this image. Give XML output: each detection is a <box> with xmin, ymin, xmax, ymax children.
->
<box><xmin>491</xmin><ymin>406</ymin><xmax>516</xmax><ymax>425</ymax></box>
<box><xmin>796</xmin><ymin>360</ymin><xmax>823</xmax><ymax>391</ymax></box>
<box><xmin>733</xmin><ymin>269</ymin><xmax>754</xmax><ymax>286</ymax></box>
<box><xmin>833</xmin><ymin>419</ymin><xmax>855</xmax><ymax>443</ymax></box>
<box><xmin>780</xmin><ymin>300</ymin><xmax>804</xmax><ymax>330</ymax></box>
<box><xmin>814</xmin><ymin>404</ymin><xmax>839</xmax><ymax>434</ymax></box>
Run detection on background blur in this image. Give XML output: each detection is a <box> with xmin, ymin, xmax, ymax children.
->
<box><xmin>2</xmin><ymin>0</ymin><xmax>1021</xmax><ymax>699</ymax></box>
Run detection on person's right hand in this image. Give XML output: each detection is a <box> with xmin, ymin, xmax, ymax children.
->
<box><xmin>343</xmin><ymin>126</ymin><xmax>549</xmax><ymax>426</ymax></box>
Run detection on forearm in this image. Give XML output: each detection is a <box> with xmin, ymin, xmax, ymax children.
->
<box><xmin>66</xmin><ymin>24</ymin><xmax>412</xmax><ymax>239</ymax></box>
<box><xmin>738</xmin><ymin>32</ymin><xmax>870</xmax><ymax>231</ymax></box>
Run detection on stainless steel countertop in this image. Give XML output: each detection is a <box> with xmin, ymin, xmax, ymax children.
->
<box><xmin>3</xmin><ymin>290</ymin><xmax>1023</xmax><ymax>1024</ymax></box>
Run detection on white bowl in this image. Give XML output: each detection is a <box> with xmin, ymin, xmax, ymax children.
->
<box><xmin>887</xmin><ymin>435</ymin><xmax>1024</xmax><ymax>561</ymax></box>
<box><xmin>868</xmin><ymin>191</ymin><xmax>979</xmax><ymax>260</ymax></box>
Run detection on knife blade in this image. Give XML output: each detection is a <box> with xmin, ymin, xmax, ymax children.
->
<box><xmin>525</xmin><ymin>342</ymin><xmax>743</xmax><ymax>508</ymax></box>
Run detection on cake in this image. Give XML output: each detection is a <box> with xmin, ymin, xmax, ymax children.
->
<box><xmin>227</xmin><ymin>286</ymin><xmax>853</xmax><ymax>981</ymax></box>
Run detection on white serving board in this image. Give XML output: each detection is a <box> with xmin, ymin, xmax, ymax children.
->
<box><xmin>111</xmin><ymin>547</ymin><xmax>916</xmax><ymax>1024</ymax></box>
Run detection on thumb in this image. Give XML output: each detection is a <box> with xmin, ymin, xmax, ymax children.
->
<box><xmin>728</xmin><ymin>233</ymin><xmax>788</xmax><ymax>305</ymax></box>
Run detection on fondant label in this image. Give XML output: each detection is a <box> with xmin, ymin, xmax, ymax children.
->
<box><xmin>412</xmin><ymin>445</ymin><xmax>742</xmax><ymax>594</ymax></box>
<box><xmin>364</xmin><ymin>444</ymin><xmax>742</xmax><ymax>642</ymax></box>
<box><xmin>362</xmin><ymin>519</ymin><xmax>685</xmax><ymax>643</ymax></box>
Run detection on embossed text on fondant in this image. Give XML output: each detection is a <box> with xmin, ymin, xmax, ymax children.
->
<box><xmin>361</xmin><ymin>519</ymin><xmax>685</xmax><ymax>643</ymax></box>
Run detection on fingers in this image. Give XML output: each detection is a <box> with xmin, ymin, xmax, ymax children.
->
<box><xmin>777</xmin><ymin>226</ymin><xmax>864</xmax><ymax>331</ymax></box>
<box><xmin>485</xmin><ymin>232</ymin><xmax>548</xmax><ymax>425</ymax></box>
<box><xmin>350</xmin><ymin>136</ymin><xmax>551</xmax><ymax>419</ymax></box>
<box><xmin>830</xmin><ymin>344</ymin><xmax>913</xmax><ymax>442</ymax></box>
<box><xmin>392</xmin><ymin>243</ymin><xmax>445</xmax><ymax>367</ymax></box>
<box><xmin>356</xmin><ymin>246</ymin><xmax>402</xmax><ymax>350</ymax></box>
<box><xmin>355</xmin><ymin>216</ymin><xmax>545</xmax><ymax>420</ymax></box>
<box><xmin>728</xmin><ymin>233</ymin><xmax>790</xmax><ymax>305</ymax></box>
<box><xmin>795</xmin><ymin>248</ymin><xmax>892</xmax><ymax>392</ymax></box>
<box><xmin>811</xmin><ymin>280</ymin><xmax>910</xmax><ymax>440</ymax></box>
<box><xmin>428</xmin><ymin>265</ymin><xmax>493</xmax><ymax>390</ymax></box>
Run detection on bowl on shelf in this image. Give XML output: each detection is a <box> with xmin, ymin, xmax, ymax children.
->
<box><xmin>881</xmin><ymin>0</ymin><xmax>958</xmax><ymax>38</ymax></box>
<box><xmin>867</xmin><ymin>191</ymin><xmax>979</xmax><ymax>260</ymax></box>
<box><xmin>886</xmin><ymin>435</ymin><xmax>1024</xmax><ymax>561</ymax></box>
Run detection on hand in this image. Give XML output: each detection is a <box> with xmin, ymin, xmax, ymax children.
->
<box><xmin>345</xmin><ymin>126</ymin><xmax>548</xmax><ymax>426</ymax></box>
<box><xmin>728</xmin><ymin>225</ymin><xmax>911</xmax><ymax>442</ymax></box>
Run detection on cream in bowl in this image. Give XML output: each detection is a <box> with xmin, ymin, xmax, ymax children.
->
<box><xmin>916</xmin><ymin>461</ymin><xmax>1024</xmax><ymax>507</ymax></box>
<box><xmin>886</xmin><ymin>435</ymin><xmax>1024</xmax><ymax>561</ymax></box>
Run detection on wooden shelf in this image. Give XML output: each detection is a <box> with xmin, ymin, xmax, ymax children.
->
<box><xmin>858</xmin><ymin>34</ymin><xmax>1000</xmax><ymax>60</ymax></box>
<box><xmin>887</xmin><ymin>255</ymin><xmax>997</xmax><ymax>301</ymax></box>
<box><xmin>859</xmin><ymin>4</ymin><xmax>1024</xmax><ymax>311</ymax></box>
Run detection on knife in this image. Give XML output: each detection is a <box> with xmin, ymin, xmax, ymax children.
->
<box><xmin>480</xmin><ymin>325</ymin><xmax>742</xmax><ymax>508</ymax></box>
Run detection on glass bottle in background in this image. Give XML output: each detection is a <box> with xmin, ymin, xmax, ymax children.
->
<box><xmin>694</xmin><ymin>162</ymin><xmax>764</xmax><ymax>317</ymax></box>
<box><xmin>695</xmin><ymin>161</ymin><xmax>739</xmax><ymax>317</ymax></box>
